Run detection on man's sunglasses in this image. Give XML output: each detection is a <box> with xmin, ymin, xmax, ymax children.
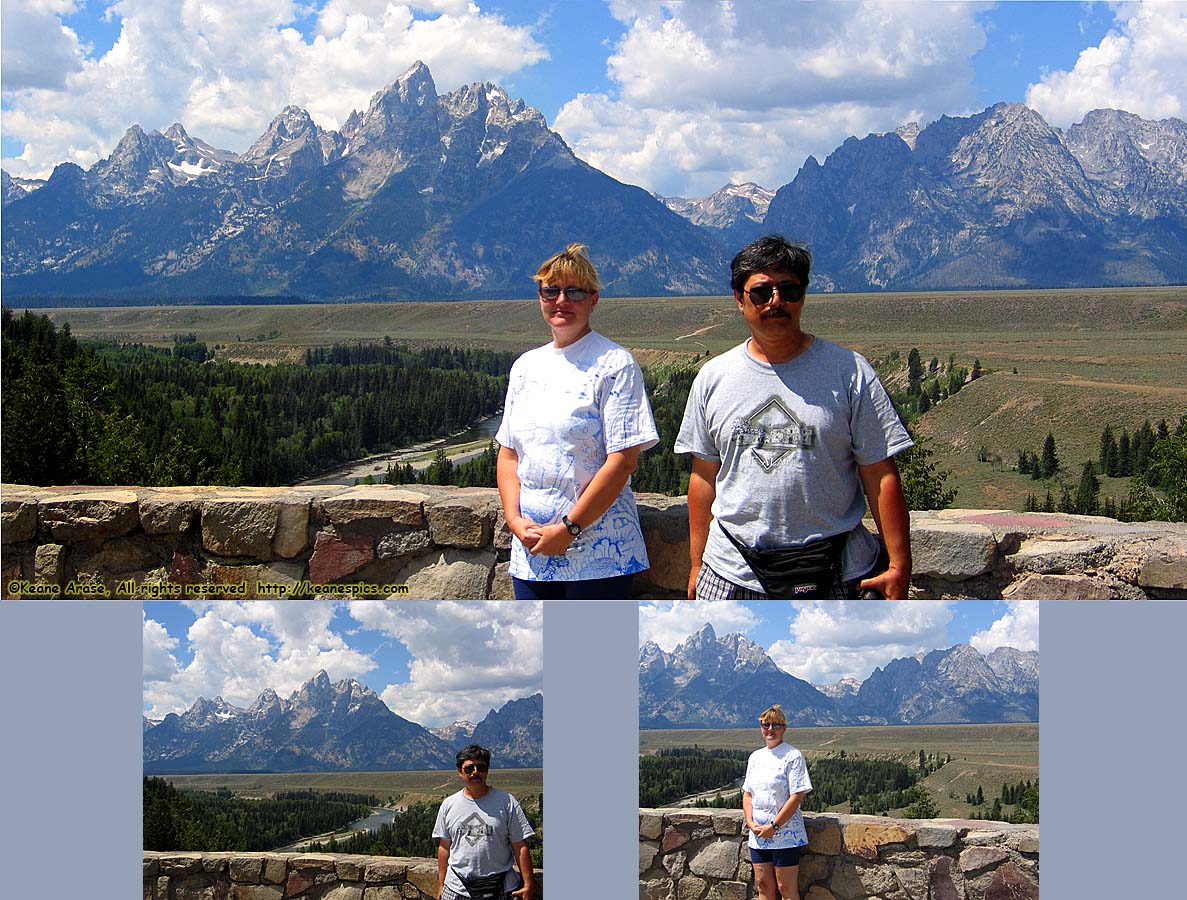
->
<box><xmin>743</xmin><ymin>282</ymin><xmax>806</xmax><ymax>306</ymax></box>
<box><xmin>539</xmin><ymin>286</ymin><xmax>592</xmax><ymax>302</ymax></box>
<box><xmin>461</xmin><ymin>763</ymin><xmax>490</xmax><ymax>774</ymax></box>
<box><xmin>760</xmin><ymin>722</ymin><xmax>786</xmax><ymax>731</ymax></box>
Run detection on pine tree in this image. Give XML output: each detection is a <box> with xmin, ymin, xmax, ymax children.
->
<box><xmin>1074</xmin><ymin>461</ymin><xmax>1100</xmax><ymax>515</ymax></box>
<box><xmin>907</xmin><ymin>348</ymin><xmax>923</xmax><ymax>396</ymax></box>
<box><xmin>1039</xmin><ymin>432</ymin><xmax>1059</xmax><ymax>478</ymax></box>
<box><xmin>1099</xmin><ymin>426</ymin><xmax>1118</xmax><ymax>476</ymax></box>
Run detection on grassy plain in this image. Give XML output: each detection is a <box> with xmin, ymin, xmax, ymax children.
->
<box><xmin>158</xmin><ymin>768</ymin><xmax>544</xmax><ymax>806</ymax></box>
<box><xmin>640</xmin><ymin>723</ymin><xmax>1038</xmax><ymax>819</ymax></box>
<box><xmin>33</xmin><ymin>286</ymin><xmax>1187</xmax><ymax>509</ymax></box>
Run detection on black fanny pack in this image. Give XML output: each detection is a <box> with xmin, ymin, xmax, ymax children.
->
<box><xmin>719</xmin><ymin>523</ymin><xmax>848</xmax><ymax>599</ymax></box>
<box><xmin>456</xmin><ymin>868</ymin><xmax>518</xmax><ymax>899</ymax></box>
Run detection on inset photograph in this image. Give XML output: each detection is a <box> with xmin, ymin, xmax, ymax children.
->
<box><xmin>143</xmin><ymin>600</ymin><xmax>542</xmax><ymax>898</ymax></box>
<box><xmin>639</xmin><ymin>600</ymin><xmax>1038</xmax><ymax>900</ymax></box>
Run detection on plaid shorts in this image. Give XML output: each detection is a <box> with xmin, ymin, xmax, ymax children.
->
<box><xmin>440</xmin><ymin>888</ymin><xmax>517</xmax><ymax>900</ymax></box>
<box><xmin>694</xmin><ymin>562</ymin><xmax>860</xmax><ymax>601</ymax></box>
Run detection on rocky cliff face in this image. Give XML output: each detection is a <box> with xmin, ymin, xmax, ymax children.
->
<box><xmin>761</xmin><ymin>103</ymin><xmax>1187</xmax><ymax>290</ymax></box>
<box><xmin>844</xmin><ymin>645</ymin><xmax>1040</xmax><ymax>724</ymax></box>
<box><xmin>658</xmin><ymin>182</ymin><xmax>774</xmax><ymax>247</ymax></box>
<box><xmin>1</xmin><ymin>61</ymin><xmax>728</xmax><ymax>300</ymax></box>
<box><xmin>469</xmin><ymin>692</ymin><xmax>543</xmax><ymax>768</ymax></box>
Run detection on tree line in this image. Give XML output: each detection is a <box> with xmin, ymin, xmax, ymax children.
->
<box><xmin>683</xmin><ymin>749</ymin><xmax>950</xmax><ymax>818</ymax></box>
<box><xmin>639</xmin><ymin>748</ymin><xmax>749</xmax><ymax>808</ymax></box>
<box><xmin>1022</xmin><ymin>421</ymin><xmax>1186</xmax><ymax>521</ymax></box>
<box><xmin>966</xmin><ymin>778</ymin><xmax>1039</xmax><ymax>824</ymax></box>
<box><xmin>2</xmin><ymin>310</ymin><xmax>514</xmax><ymax>487</ymax></box>
<box><xmin>142</xmin><ymin>777</ymin><xmax>376</xmax><ymax>851</ymax></box>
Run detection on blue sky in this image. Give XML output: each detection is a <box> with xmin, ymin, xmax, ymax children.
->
<box><xmin>3</xmin><ymin>2</ymin><xmax>1184</xmax><ymax>194</ymax></box>
<box><xmin>143</xmin><ymin>600</ymin><xmax>543</xmax><ymax>727</ymax></box>
<box><xmin>639</xmin><ymin>599</ymin><xmax>1038</xmax><ymax>686</ymax></box>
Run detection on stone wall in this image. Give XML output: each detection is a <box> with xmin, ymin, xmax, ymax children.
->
<box><xmin>639</xmin><ymin>809</ymin><xmax>1037</xmax><ymax>900</ymax></box>
<box><xmin>3</xmin><ymin>484</ymin><xmax>1184</xmax><ymax>599</ymax></box>
<box><xmin>143</xmin><ymin>852</ymin><xmax>543</xmax><ymax>899</ymax></box>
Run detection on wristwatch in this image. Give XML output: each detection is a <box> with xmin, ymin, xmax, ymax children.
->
<box><xmin>561</xmin><ymin>515</ymin><xmax>582</xmax><ymax>537</ymax></box>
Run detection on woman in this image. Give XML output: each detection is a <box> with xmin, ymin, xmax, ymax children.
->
<box><xmin>495</xmin><ymin>243</ymin><xmax>658</xmax><ymax>599</ymax></box>
<box><xmin>743</xmin><ymin>705</ymin><xmax>813</xmax><ymax>900</ymax></box>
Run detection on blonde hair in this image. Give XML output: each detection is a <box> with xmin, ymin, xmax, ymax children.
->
<box><xmin>534</xmin><ymin>243</ymin><xmax>600</xmax><ymax>292</ymax></box>
<box><xmin>758</xmin><ymin>704</ymin><xmax>787</xmax><ymax>726</ymax></box>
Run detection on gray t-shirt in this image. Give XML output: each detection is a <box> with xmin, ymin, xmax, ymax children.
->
<box><xmin>675</xmin><ymin>337</ymin><xmax>912</xmax><ymax>588</ymax></box>
<box><xmin>433</xmin><ymin>787</ymin><xmax>534</xmax><ymax>895</ymax></box>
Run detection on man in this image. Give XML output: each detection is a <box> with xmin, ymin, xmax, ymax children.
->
<box><xmin>675</xmin><ymin>235</ymin><xmax>913</xmax><ymax>600</ymax></box>
<box><xmin>434</xmin><ymin>744</ymin><xmax>535</xmax><ymax>900</ymax></box>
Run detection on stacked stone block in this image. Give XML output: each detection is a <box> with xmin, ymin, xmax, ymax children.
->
<box><xmin>3</xmin><ymin>484</ymin><xmax>1184</xmax><ymax>599</ymax></box>
<box><xmin>143</xmin><ymin>853</ymin><xmax>543</xmax><ymax>900</ymax></box>
<box><xmin>639</xmin><ymin>809</ymin><xmax>1037</xmax><ymax>900</ymax></box>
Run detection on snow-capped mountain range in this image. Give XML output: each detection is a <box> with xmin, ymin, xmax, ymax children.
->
<box><xmin>640</xmin><ymin>624</ymin><xmax>1038</xmax><ymax>728</ymax></box>
<box><xmin>4</xmin><ymin>60</ymin><xmax>1183</xmax><ymax>298</ymax></box>
<box><xmin>143</xmin><ymin>670</ymin><xmax>542</xmax><ymax>772</ymax></box>
<box><xmin>2</xmin><ymin>61</ymin><xmax>726</xmax><ymax>300</ymax></box>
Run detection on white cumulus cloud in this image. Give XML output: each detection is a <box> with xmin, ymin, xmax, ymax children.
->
<box><xmin>767</xmin><ymin>600</ymin><xmax>954</xmax><ymax>686</ymax></box>
<box><xmin>349</xmin><ymin>600</ymin><xmax>543</xmax><ymax>727</ymax></box>
<box><xmin>142</xmin><ymin>601</ymin><xmax>376</xmax><ymax>718</ymax></box>
<box><xmin>638</xmin><ymin>599</ymin><xmax>760</xmax><ymax>652</ymax></box>
<box><xmin>556</xmin><ymin>0</ymin><xmax>988</xmax><ymax>196</ymax></box>
<box><xmin>1</xmin><ymin>0</ymin><xmax>87</xmax><ymax>91</ymax></box>
<box><xmin>969</xmin><ymin>602</ymin><xmax>1039</xmax><ymax>654</ymax></box>
<box><xmin>2</xmin><ymin>0</ymin><xmax>547</xmax><ymax>177</ymax></box>
<box><xmin>1025</xmin><ymin>2</ymin><xmax>1187</xmax><ymax>126</ymax></box>
<box><xmin>142</xmin><ymin>612</ymin><xmax>179</xmax><ymax>684</ymax></box>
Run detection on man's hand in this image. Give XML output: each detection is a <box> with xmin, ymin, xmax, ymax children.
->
<box><xmin>511</xmin><ymin>882</ymin><xmax>534</xmax><ymax>899</ymax></box>
<box><xmin>859</xmin><ymin>564</ymin><xmax>910</xmax><ymax>600</ymax></box>
<box><xmin>527</xmin><ymin>521</ymin><xmax>576</xmax><ymax>556</ymax></box>
<box><xmin>686</xmin><ymin>562</ymin><xmax>701</xmax><ymax>601</ymax></box>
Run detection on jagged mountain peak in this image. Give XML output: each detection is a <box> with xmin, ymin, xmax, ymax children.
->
<box><xmin>678</xmin><ymin>622</ymin><xmax>718</xmax><ymax>649</ymax></box>
<box><xmin>895</xmin><ymin>122</ymin><xmax>921</xmax><ymax>149</ymax></box>
<box><xmin>815</xmin><ymin>676</ymin><xmax>862</xmax><ymax>700</ymax></box>
<box><xmin>376</xmin><ymin>59</ymin><xmax>438</xmax><ymax>108</ymax></box>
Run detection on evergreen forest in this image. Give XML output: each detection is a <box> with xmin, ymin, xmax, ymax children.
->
<box><xmin>142</xmin><ymin>777</ymin><xmax>376</xmax><ymax>851</ymax></box>
<box><xmin>2</xmin><ymin>310</ymin><xmax>514</xmax><ymax>487</ymax></box>
<box><xmin>645</xmin><ymin>747</ymin><xmax>1033</xmax><ymax>823</ymax></box>
<box><xmin>6</xmin><ymin>310</ymin><xmax>1179</xmax><ymax>524</ymax></box>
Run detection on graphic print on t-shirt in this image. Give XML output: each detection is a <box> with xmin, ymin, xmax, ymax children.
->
<box><xmin>460</xmin><ymin>812</ymin><xmax>495</xmax><ymax>845</ymax></box>
<box><xmin>729</xmin><ymin>396</ymin><xmax>817</xmax><ymax>471</ymax></box>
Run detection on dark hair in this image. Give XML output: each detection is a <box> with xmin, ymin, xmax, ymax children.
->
<box><xmin>457</xmin><ymin>744</ymin><xmax>492</xmax><ymax>769</ymax></box>
<box><xmin>730</xmin><ymin>235</ymin><xmax>812</xmax><ymax>292</ymax></box>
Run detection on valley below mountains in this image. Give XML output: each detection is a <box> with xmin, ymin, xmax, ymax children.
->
<box><xmin>4</xmin><ymin>63</ymin><xmax>1184</xmax><ymax>299</ymax></box>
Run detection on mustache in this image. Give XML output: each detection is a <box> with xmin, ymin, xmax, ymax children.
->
<box><xmin>761</xmin><ymin>310</ymin><xmax>792</xmax><ymax>319</ymax></box>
